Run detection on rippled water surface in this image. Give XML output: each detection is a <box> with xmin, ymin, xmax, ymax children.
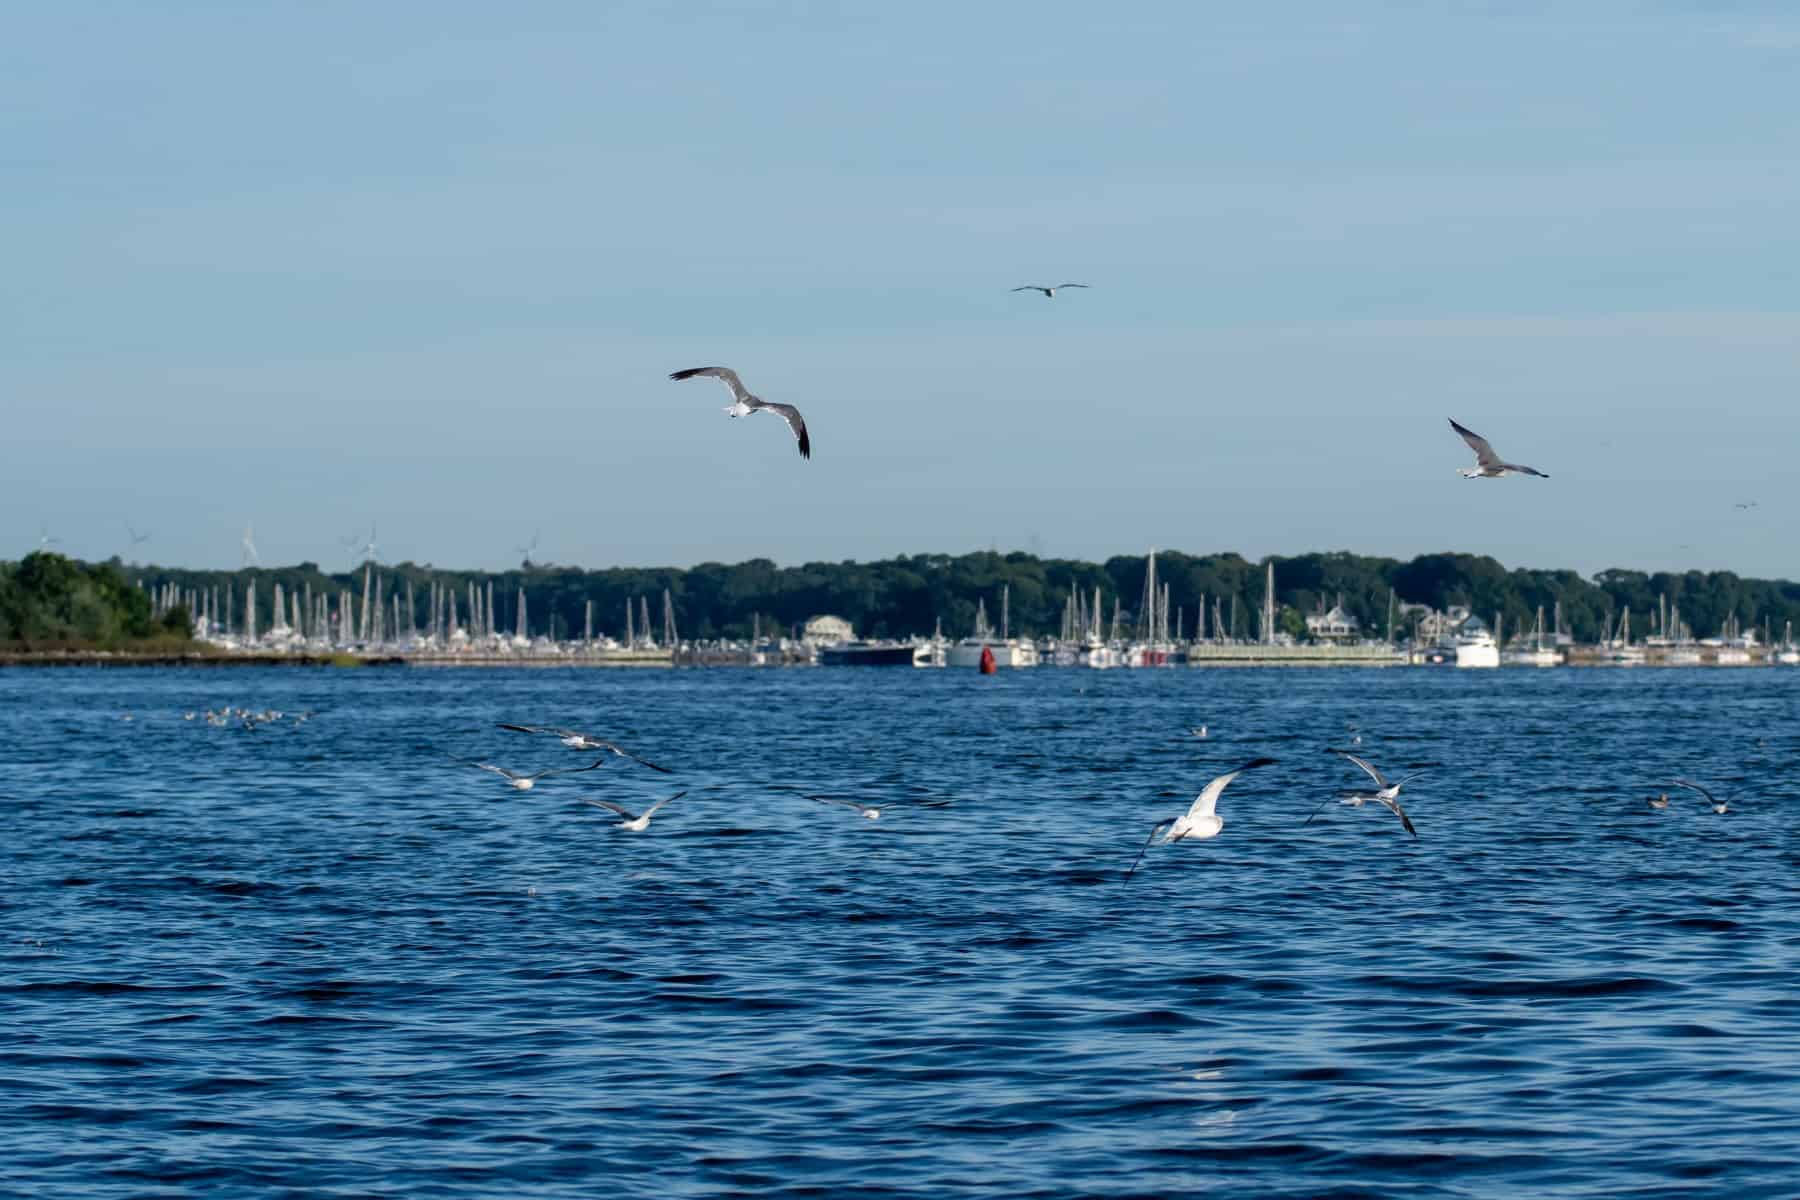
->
<box><xmin>4</xmin><ymin>665</ymin><xmax>1798</xmax><ymax>1197</ymax></box>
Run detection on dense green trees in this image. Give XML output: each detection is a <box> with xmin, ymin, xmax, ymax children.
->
<box><xmin>0</xmin><ymin>553</ymin><xmax>178</xmax><ymax>646</ymax></box>
<box><xmin>115</xmin><ymin>549</ymin><xmax>1800</xmax><ymax>645</ymax></box>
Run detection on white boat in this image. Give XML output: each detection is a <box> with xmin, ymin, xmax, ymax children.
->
<box><xmin>1503</xmin><ymin>605</ymin><xmax>1563</xmax><ymax>667</ymax></box>
<box><xmin>1454</xmin><ymin>626</ymin><xmax>1500</xmax><ymax>669</ymax></box>
<box><xmin>946</xmin><ymin>587</ymin><xmax>1039</xmax><ymax>669</ymax></box>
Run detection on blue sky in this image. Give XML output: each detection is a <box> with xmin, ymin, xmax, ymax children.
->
<box><xmin>6</xmin><ymin>2</ymin><xmax>1798</xmax><ymax>576</ymax></box>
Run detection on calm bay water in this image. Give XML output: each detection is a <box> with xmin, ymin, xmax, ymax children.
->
<box><xmin>3</xmin><ymin>664</ymin><xmax>1797</xmax><ymax>1197</ymax></box>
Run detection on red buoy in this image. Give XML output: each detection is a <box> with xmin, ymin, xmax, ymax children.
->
<box><xmin>979</xmin><ymin>645</ymin><xmax>997</xmax><ymax>674</ymax></box>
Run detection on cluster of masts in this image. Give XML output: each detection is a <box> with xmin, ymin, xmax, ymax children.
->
<box><xmin>147</xmin><ymin>571</ymin><xmax>680</xmax><ymax>656</ymax></box>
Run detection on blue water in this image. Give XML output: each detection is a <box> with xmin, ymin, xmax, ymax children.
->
<box><xmin>3</xmin><ymin>665</ymin><xmax>1798</xmax><ymax>1197</ymax></box>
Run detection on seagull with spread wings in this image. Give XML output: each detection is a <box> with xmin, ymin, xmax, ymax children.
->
<box><xmin>1671</xmin><ymin>778</ymin><xmax>1732</xmax><ymax>814</ymax></box>
<box><xmin>496</xmin><ymin>724</ymin><xmax>672</xmax><ymax>772</ymax></box>
<box><xmin>1449</xmin><ymin>419</ymin><xmax>1549</xmax><ymax>479</ymax></box>
<box><xmin>450</xmin><ymin>756</ymin><xmax>606</xmax><ymax>791</ymax></box>
<box><xmin>585</xmin><ymin>791</ymin><xmax>688</xmax><ymax>831</ymax></box>
<box><xmin>1011</xmin><ymin>283</ymin><xmax>1088</xmax><ymax>298</ymax></box>
<box><xmin>669</xmin><ymin>366</ymin><xmax>811</xmax><ymax>459</ymax></box>
<box><xmin>1124</xmin><ymin>757</ymin><xmax>1278</xmax><ymax>879</ymax></box>
<box><xmin>1307</xmin><ymin>748</ymin><xmax>1421</xmax><ymax>836</ymax></box>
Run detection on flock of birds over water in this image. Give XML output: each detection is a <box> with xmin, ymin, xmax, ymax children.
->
<box><xmin>123</xmin><ymin>704</ymin><xmax>1746</xmax><ymax>874</ymax></box>
<box><xmin>667</xmin><ymin>289</ymin><xmax>1549</xmax><ymax>479</ymax></box>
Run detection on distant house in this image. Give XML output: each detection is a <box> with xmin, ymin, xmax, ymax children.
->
<box><xmin>1305</xmin><ymin>603</ymin><xmax>1362</xmax><ymax>643</ymax></box>
<box><xmin>803</xmin><ymin>614</ymin><xmax>854</xmax><ymax>643</ymax></box>
<box><xmin>1411</xmin><ymin>604</ymin><xmax>1471</xmax><ymax>644</ymax></box>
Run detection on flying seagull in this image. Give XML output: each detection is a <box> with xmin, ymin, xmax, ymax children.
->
<box><xmin>1671</xmin><ymin>778</ymin><xmax>1731</xmax><ymax>814</ymax></box>
<box><xmin>451</xmin><ymin>756</ymin><xmax>605</xmax><ymax>791</ymax></box>
<box><xmin>804</xmin><ymin>794</ymin><xmax>881</xmax><ymax>820</ymax></box>
<box><xmin>1307</xmin><ymin>748</ymin><xmax>1421</xmax><ymax>836</ymax></box>
<box><xmin>1449</xmin><ymin>419</ymin><xmax>1549</xmax><ymax>479</ymax></box>
<box><xmin>1124</xmin><ymin>757</ymin><xmax>1278</xmax><ymax>879</ymax></box>
<box><xmin>1011</xmin><ymin>283</ymin><xmax>1088</xmax><ymax>298</ymax></box>
<box><xmin>496</xmin><ymin>724</ymin><xmax>673</xmax><ymax>772</ymax></box>
<box><xmin>585</xmin><ymin>791</ymin><xmax>688</xmax><ymax>831</ymax></box>
<box><xmin>669</xmin><ymin>366</ymin><xmax>811</xmax><ymax>459</ymax></box>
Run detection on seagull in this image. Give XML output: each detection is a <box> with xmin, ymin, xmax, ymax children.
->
<box><xmin>669</xmin><ymin>367</ymin><xmax>811</xmax><ymax>459</ymax></box>
<box><xmin>1449</xmin><ymin>419</ymin><xmax>1549</xmax><ymax>479</ymax></box>
<box><xmin>1646</xmin><ymin>793</ymin><xmax>1671</xmax><ymax>810</ymax></box>
<box><xmin>1671</xmin><ymin>778</ymin><xmax>1731</xmax><ymax>814</ymax></box>
<box><xmin>1124</xmin><ymin>757</ymin><xmax>1278</xmax><ymax>879</ymax></box>
<box><xmin>1011</xmin><ymin>283</ymin><xmax>1088</xmax><ymax>298</ymax></box>
<box><xmin>1191</xmin><ymin>725</ymin><xmax>1208</xmax><ymax>739</ymax></box>
<box><xmin>805</xmin><ymin>794</ymin><xmax>881</xmax><ymax>820</ymax></box>
<box><xmin>584</xmin><ymin>791</ymin><xmax>688</xmax><ymax>831</ymax></box>
<box><xmin>1733</xmin><ymin>501</ymin><xmax>1759</xmax><ymax>511</ymax></box>
<box><xmin>451</xmin><ymin>756</ymin><xmax>605</xmax><ymax>791</ymax></box>
<box><xmin>1307</xmin><ymin>748</ymin><xmax>1421</xmax><ymax>836</ymax></box>
<box><xmin>496</xmin><ymin>724</ymin><xmax>673</xmax><ymax>772</ymax></box>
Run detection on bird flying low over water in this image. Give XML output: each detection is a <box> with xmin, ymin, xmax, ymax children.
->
<box><xmin>496</xmin><ymin>725</ymin><xmax>673</xmax><ymax>772</ymax></box>
<box><xmin>1011</xmin><ymin>283</ymin><xmax>1088</xmax><ymax>298</ymax></box>
<box><xmin>1124</xmin><ymin>757</ymin><xmax>1278</xmax><ymax>879</ymax></box>
<box><xmin>1308</xmin><ymin>748</ymin><xmax>1421</xmax><ymax>836</ymax></box>
<box><xmin>669</xmin><ymin>366</ymin><xmax>811</xmax><ymax>459</ymax></box>
<box><xmin>1449</xmin><ymin>419</ymin><xmax>1549</xmax><ymax>479</ymax></box>
<box><xmin>451</xmin><ymin>756</ymin><xmax>606</xmax><ymax>791</ymax></box>
<box><xmin>585</xmin><ymin>791</ymin><xmax>687</xmax><ymax>831</ymax></box>
<box><xmin>805</xmin><ymin>794</ymin><xmax>881</xmax><ymax>820</ymax></box>
<box><xmin>1671</xmin><ymin>778</ymin><xmax>1731</xmax><ymax>814</ymax></box>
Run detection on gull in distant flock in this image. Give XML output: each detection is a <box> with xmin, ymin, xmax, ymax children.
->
<box><xmin>1646</xmin><ymin>793</ymin><xmax>1671</xmax><ymax>810</ymax></box>
<box><xmin>451</xmin><ymin>756</ymin><xmax>605</xmax><ymax>791</ymax></box>
<box><xmin>1011</xmin><ymin>283</ymin><xmax>1088</xmax><ymax>298</ymax></box>
<box><xmin>1124</xmin><ymin>757</ymin><xmax>1279</xmax><ymax>879</ymax></box>
<box><xmin>1307</xmin><ymin>748</ymin><xmax>1421</xmax><ymax>836</ymax></box>
<box><xmin>1671</xmin><ymin>778</ymin><xmax>1731</xmax><ymax>814</ymax></box>
<box><xmin>805</xmin><ymin>794</ymin><xmax>881</xmax><ymax>820</ymax></box>
<box><xmin>1449</xmin><ymin>419</ymin><xmax>1550</xmax><ymax>479</ymax></box>
<box><xmin>585</xmin><ymin>791</ymin><xmax>688</xmax><ymax>831</ymax></box>
<box><xmin>497</xmin><ymin>724</ymin><xmax>673</xmax><ymax>772</ymax></box>
<box><xmin>1191</xmin><ymin>724</ymin><xmax>1208</xmax><ymax>739</ymax></box>
<box><xmin>1734</xmin><ymin>501</ymin><xmax>1759</xmax><ymax>511</ymax></box>
<box><xmin>669</xmin><ymin>366</ymin><xmax>811</xmax><ymax>459</ymax></box>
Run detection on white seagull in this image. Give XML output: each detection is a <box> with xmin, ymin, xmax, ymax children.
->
<box><xmin>1124</xmin><ymin>757</ymin><xmax>1278</xmax><ymax>879</ymax></box>
<box><xmin>1449</xmin><ymin>419</ymin><xmax>1549</xmax><ymax>479</ymax></box>
<box><xmin>497</xmin><ymin>724</ymin><xmax>673</xmax><ymax>772</ymax></box>
<box><xmin>1671</xmin><ymin>778</ymin><xmax>1731</xmax><ymax>814</ymax></box>
<box><xmin>1307</xmin><ymin>748</ymin><xmax>1421</xmax><ymax>836</ymax></box>
<box><xmin>805</xmin><ymin>794</ymin><xmax>881</xmax><ymax>820</ymax></box>
<box><xmin>1646</xmin><ymin>793</ymin><xmax>1671</xmax><ymax>810</ymax></box>
<box><xmin>452</xmin><ymin>756</ymin><xmax>605</xmax><ymax>791</ymax></box>
<box><xmin>1011</xmin><ymin>283</ymin><xmax>1088</xmax><ymax>298</ymax></box>
<box><xmin>585</xmin><ymin>791</ymin><xmax>688</xmax><ymax>831</ymax></box>
<box><xmin>669</xmin><ymin>366</ymin><xmax>811</xmax><ymax>459</ymax></box>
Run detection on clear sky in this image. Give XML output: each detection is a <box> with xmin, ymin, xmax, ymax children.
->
<box><xmin>6</xmin><ymin>2</ymin><xmax>1797</xmax><ymax>577</ymax></box>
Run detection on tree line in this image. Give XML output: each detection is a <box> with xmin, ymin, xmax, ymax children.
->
<box><xmin>110</xmin><ymin>549</ymin><xmax>1800</xmax><ymax>645</ymax></box>
<box><xmin>1</xmin><ymin>553</ymin><xmax>192</xmax><ymax>647</ymax></box>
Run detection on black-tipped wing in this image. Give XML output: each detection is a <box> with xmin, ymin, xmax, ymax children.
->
<box><xmin>1053</xmin><ymin>283</ymin><xmax>1089</xmax><ymax>289</ymax></box>
<box><xmin>1185</xmin><ymin>756</ymin><xmax>1279</xmax><ymax>821</ymax></box>
<box><xmin>805</xmin><ymin>794</ymin><xmax>874</xmax><ymax>816</ymax></box>
<box><xmin>1380</xmin><ymin>797</ymin><xmax>1418</xmax><ymax>836</ymax></box>
<box><xmin>584</xmin><ymin>798</ymin><xmax>634</xmax><ymax>819</ymax></box>
<box><xmin>600</xmin><ymin>741</ymin><xmax>674</xmax><ymax>773</ymax></box>
<box><xmin>1123</xmin><ymin>818</ymin><xmax>1178</xmax><ymax>881</ymax></box>
<box><xmin>532</xmin><ymin>759</ymin><xmax>607</xmax><ymax>781</ymax></box>
<box><xmin>1327</xmin><ymin>747</ymin><xmax>1388</xmax><ymax>789</ymax></box>
<box><xmin>1449</xmin><ymin>419</ymin><xmax>1502</xmax><ymax>468</ymax></box>
<box><xmin>1501</xmin><ymin>463</ymin><xmax>1550</xmax><ymax>478</ymax></box>
<box><xmin>762</xmin><ymin>402</ymin><xmax>810</xmax><ymax>459</ymax></box>
<box><xmin>670</xmin><ymin>366</ymin><xmax>752</xmax><ymax>403</ymax></box>
<box><xmin>498</xmin><ymin>723</ymin><xmax>555</xmax><ymax>736</ymax></box>
<box><xmin>1011</xmin><ymin>285</ymin><xmax>1048</xmax><ymax>293</ymax></box>
<box><xmin>642</xmin><ymin>791</ymin><xmax>688</xmax><ymax>819</ymax></box>
<box><xmin>1670</xmin><ymin>778</ymin><xmax>1717</xmax><ymax>806</ymax></box>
